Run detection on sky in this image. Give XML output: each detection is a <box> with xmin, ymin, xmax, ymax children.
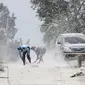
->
<box><xmin>1</xmin><ymin>0</ymin><xmax>44</xmax><ymax>46</ymax></box>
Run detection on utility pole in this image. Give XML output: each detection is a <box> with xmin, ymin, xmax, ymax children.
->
<box><xmin>6</xmin><ymin>17</ymin><xmax>9</xmax><ymax>57</ymax></box>
<box><xmin>6</xmin><ymin>17</ymin><xmax>9</xmax><ymax>45</ymax></box>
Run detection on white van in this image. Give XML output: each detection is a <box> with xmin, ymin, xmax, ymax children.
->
<box><xmin>56</xmin><ymin>33</ymin><xmax>85</xmax><ymax>57</ymax></box>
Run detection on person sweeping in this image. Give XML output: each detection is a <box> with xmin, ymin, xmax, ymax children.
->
<box><xmin>17</xmin><ymin>44</ymin><xmax>31</xmax><ymax>65</ymax></box>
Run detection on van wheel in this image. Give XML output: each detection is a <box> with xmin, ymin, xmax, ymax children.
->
<box><xmin>64</xmin><ymin>54</ymin><xmax>70</xmax><ymax>60</ymax></box>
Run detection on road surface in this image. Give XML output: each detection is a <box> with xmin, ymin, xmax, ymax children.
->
<box><xmin>0</xmin><ymin>49</ymin><xmax>85</xmax><ymax>85</ymax></box>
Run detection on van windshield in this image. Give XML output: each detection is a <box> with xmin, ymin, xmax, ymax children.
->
<box><xmin>65</xmin><ymin>37</ymin><xmax>85</xmax><ymax>44</ymax></box>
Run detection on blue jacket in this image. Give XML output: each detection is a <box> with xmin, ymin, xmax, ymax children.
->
<box><xmin>17</xmin><ymin>45</ymin><xmax>30</xmax><ymax>53</ymax></box>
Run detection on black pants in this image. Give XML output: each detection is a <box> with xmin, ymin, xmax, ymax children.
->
<box><xmin>22</xmin><ymin>51</ymin><xmax>31</xmax><ymax>65</ymax></box>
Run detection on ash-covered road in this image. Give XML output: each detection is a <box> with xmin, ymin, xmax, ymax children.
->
<box><xmin>0</xmin><ymin>49</ymin><xmax>85</xmax><ymax>85</ymax></box>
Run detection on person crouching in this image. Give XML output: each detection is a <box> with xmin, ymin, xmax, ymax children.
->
<box><xmin>17</xmin><ymin>45</ymin><xmax>31</xmax><ymax>65</ymax></box>
<box><xmin>31</xmin><ymin>46</ymin><xmax>46</xmax><ymax>63</ymax></box>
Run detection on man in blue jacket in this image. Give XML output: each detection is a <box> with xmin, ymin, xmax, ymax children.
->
<box><xmin>17</xmin><ymin>45</ymin><xmax>31</xmax><ymax>65</ymax></box>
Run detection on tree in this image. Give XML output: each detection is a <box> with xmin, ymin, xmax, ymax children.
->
<box><xmin>0</xmin><ymin>3</ymin><xmax>18</xmax><ymax>44</ymax></box>
<box><xmin>7</xmin><ymin>13</ymin><xmax>17</xmax><ymax>40</ymax></box>
<box><xmin>67</xmin><ymin>0</ymin><xmax>85</xmax><ymax>33</ymax></box>
<box><xmin>31</xmin><ymin>0</ymin><xmax>85</xmax><ymax>47</ymax></box>
<box><xmin>0</xmin><ymin>3</ymin><xmax>18</xmax><ymax>62</ymax></box>
<box><xmin>31</xmin><ymin>0</ymin><xmax>69</xmax><ymax>47</ymax></box>
<box><xmin>31</xmin><ymin>0</ymin><xmax>68</xmax><ymax>21</ymax></box>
